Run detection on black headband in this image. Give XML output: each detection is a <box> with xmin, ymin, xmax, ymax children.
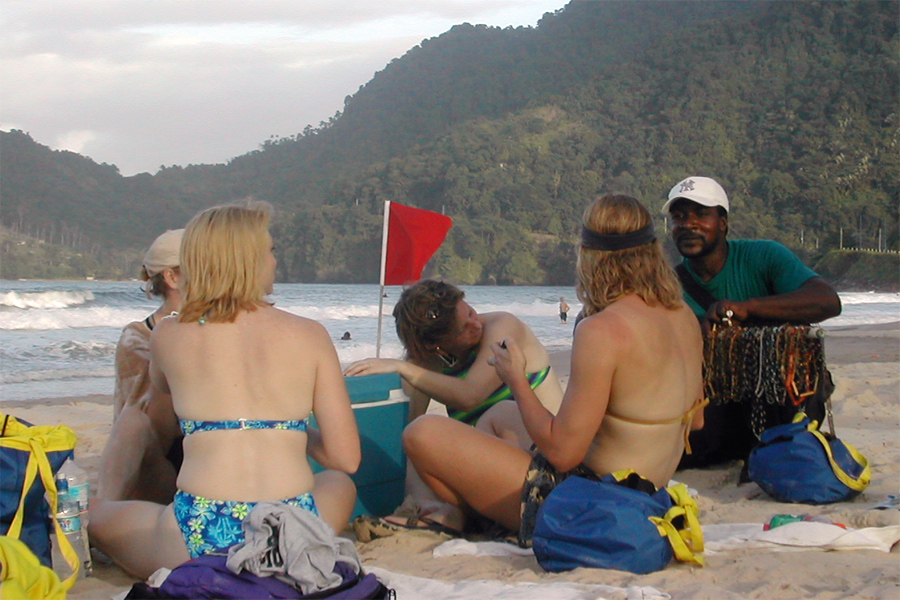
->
<box><xmin>580</xmin><ymin>223</ymin><xmax>656</xmax><ymax>251</ymax></box>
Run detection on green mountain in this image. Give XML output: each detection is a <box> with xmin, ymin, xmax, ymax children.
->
<box><xmin>2</xmin><ymin>0</ymin><xmax>897</xmax><ymax>285</ymax></box>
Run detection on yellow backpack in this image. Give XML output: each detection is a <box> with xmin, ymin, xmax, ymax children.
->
<box><xmin>0</xmin><ymin>535</ymin><xmax>67</xmax><ymax>599</ymax></box>
<box><xmin>0</xmin><ymin>413</ymin><xmax>80</xmax><ymax>591</ymax></box>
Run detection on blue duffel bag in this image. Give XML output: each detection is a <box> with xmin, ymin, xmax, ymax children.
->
<box><xmin>748</xmin><ymin>413</ymin><xmax>870</xmax><ymax>504</ymax></box>
<box><xmin>532</xmin><ymin>470</ymin><xmax>704</xmax><ymax>574</ymax></box>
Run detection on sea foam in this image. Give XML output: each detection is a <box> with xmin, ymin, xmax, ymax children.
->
<box><xmin>0</xmin><ymin>290</ymin><xmax>95</xmax><ymax>310</ymax></box>
<box><xmin>0</xmin><ymin>307</ymin><xmax>147</xmax><ymax>331</ymax></box>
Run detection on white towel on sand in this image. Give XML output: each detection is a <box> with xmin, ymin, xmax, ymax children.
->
<box><xmin>433</xmin><ymin>523</ymin><xmax>900</xmax><ymax>560</ymax></box>
<box><xmin>433</xmin><ymin>538</ymin><xmax>534</xmax><ymax>557</ymax></box>
<box><xmin>367</xmin><ymin>566</ymin><xmax>670</xmax><ymax>600</ymax></box>
<box><xmin>703</xmin><ymin>522</ymin><xmax>900</xmax><ymax>554</ymax></box>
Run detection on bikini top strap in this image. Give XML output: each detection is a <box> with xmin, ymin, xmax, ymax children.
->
<box><xmin>680</xmin><ymin>398</ymin><xmax>710</xmax><ymax>455</ymax></box>
<box><xmin>605</xmin><ymin>397</ymin><xmax>710</xmax><ymax>455</ymax></box>
<box><xmin>179</xmin><ymin>417</ymin><xmax>309</xmax><ymax>436</ymax></box>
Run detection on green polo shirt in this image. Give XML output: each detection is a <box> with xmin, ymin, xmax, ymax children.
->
<box><xmin>681</xmin><ymin>239</ymin><xmax>818</xmax><ymax>319</ymax></box>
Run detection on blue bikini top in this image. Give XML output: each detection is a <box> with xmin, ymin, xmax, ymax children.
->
<box><xmin>179</xmin><ymin>417</ymin><xmax>309</xmax><ymax>436</ymax></box>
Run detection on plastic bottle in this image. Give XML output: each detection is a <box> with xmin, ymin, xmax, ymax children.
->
<box><xmin>58</xmin><ymin>458</ymin><xmax>93</xmax><ymax>576</ymax></box>
<box><xmin>57</xmin><ymin>458</ymin><xmax>90</xmax><ymax>526</ymax></box>
<box><xmin>50</xmin><ymin>475</ymin><xmax>92</xmax><ymax>580</ymax></box>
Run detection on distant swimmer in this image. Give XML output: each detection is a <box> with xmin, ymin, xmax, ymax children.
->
<box><xmin>341</xmin><ymin>331</ymin><xmax>351</xmax><ymax>341</ymax></box>
<box><xmin>558</xmin><ymin>297</ymin><xmax>570</xmax><ymax>323</ymax></box>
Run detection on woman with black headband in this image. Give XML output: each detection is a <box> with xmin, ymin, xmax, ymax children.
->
<box><xmin>402</xmin><ymin>194</ymin><xmax>705</xmax><ymax>548</ymax></box>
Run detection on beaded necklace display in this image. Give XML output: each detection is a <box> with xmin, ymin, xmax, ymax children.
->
<box><xmin>703</xmin><ymin>324</ymin><xmax>830</xmax><ymax>438</ymax></box>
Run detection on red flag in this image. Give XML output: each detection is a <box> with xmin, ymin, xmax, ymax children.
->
<box><xmin>383</xmin><ymin>202</ymin><xmax>452</xmax><ymax>286</ymax></box>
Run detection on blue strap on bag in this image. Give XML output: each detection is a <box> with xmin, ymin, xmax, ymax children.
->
<box><xmin>0</xmin><ymin>413</ymin><xmax>80</xmax><ymax>590</ymax></box>
<box><xmin>748</xmin><ymin>412</ymin><xmax>870</xmax><ymax>504</ymax></box>
<box><xmin>532</xmin><ymin>470</ymin><xmax>704</xmax><ymax>574</ymax></box>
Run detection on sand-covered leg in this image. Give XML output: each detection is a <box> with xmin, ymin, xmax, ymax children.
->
<box><xmin>97</xmin><ymin>405</ymin><xmax>175</xmax><ymax>503</ymax></box>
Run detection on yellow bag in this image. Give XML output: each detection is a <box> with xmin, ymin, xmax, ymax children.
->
<box><xmin>0</xmin><ymin>413</ymin><xmax>80</xmax><ymax>591</ymax></box>
<box><xmin>0</xmin><ymin>535</ymin><xmax>67</xmax><ymax>599</ymax></box>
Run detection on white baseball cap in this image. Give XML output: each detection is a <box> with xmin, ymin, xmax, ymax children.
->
<box><xmin>143</xmin><ymin>229</ymin><xmax>184</xmax><ymax>276</ymax></box>
<box><xmin>662</xmin><ymin>176</ymin><xmax>729</xmax><ymax>214</ymax></box>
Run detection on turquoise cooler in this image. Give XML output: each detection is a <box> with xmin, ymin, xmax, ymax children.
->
<box><xmin>311</xmin><ymin>372</ymin><xmax>409</xmax><ymax>518</ymax></box>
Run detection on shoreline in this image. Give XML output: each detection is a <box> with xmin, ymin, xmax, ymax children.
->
<box><xmin>3</xmin><ymin>277</ymin><xmax>899</xmax><ymax>293</ymax></box>
<box><xmin>1</xmin><ymin>393</ymin><xmax>114</xmax><ymax>409</ymax></box>
<box><xmin>3</xmin><ymin>320</ymin><xmax>898</xmax><ymax>599</ymax></box>
<box><xmin>4</xmin><ymin>320</ymin><xmax>897</xmax><ymax>409</ymax></box>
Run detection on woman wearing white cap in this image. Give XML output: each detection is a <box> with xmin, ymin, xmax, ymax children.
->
<box><xmin>98</xmin><ymin>229</ymin><xmax>185</xmax><ymax>504</ymax></box>
<box><xmin>114</xmin><ymin>229</ymin><xmax>185</xmax><ymax>417</ymax></box>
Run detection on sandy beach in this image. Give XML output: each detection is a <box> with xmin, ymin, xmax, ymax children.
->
<box><xmin>5</xmin><ymin>321</ymin><xmax>899</xmax><ymax>599</ymax></box>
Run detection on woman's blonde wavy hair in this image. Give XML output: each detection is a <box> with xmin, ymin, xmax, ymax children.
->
<box><xmin>179</xmin><ymin>201</ymin><xmax>273</xmax><ymax>323</ymax></box>
<box><xmin>576</xmin><ymin>194</ymin><xmax>682</xmax><ymax>317</ymax></box>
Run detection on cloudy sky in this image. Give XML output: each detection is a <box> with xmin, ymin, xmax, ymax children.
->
<box><xmin>2</xmin><ymin>0</ymin><xmax>566</xmax><ymax>176</ymax></box>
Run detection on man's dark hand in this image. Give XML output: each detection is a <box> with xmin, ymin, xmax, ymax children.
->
<box><xmin>702</xmin><ymin>300</ymin><xmax>749</xmax><ymax>333</ymax></box>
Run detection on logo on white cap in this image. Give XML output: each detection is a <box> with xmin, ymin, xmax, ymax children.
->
<box><xmin>678</xmin><ymin>179</ymin><xmax>696</xmax><ymax>193</ymax></box>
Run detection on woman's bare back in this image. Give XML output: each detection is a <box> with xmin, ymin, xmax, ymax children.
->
<box><xmin>578</xmin><ymin>297</ymin><xmax>703</xmax><ymax>487</ymax></box>
<box><xmin>151</xmin><ymin>305</ymin><xmax>351</xmax><ymax>501</ymax></box>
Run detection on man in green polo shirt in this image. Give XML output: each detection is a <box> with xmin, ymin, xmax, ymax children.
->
<box><xmin>663</xmin><ymin>176</ymin><xmax>842</xmax><ymax>467</ymax></box>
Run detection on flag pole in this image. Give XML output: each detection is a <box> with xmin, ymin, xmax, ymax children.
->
<box><xmin>376</xmin><ymin>200</ymin><xmax>391</xmax><ymax>358</ymax></box>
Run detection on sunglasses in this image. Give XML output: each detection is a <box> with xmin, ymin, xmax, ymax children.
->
<box><xmin>425</xmin><ymin>283</ymin><xmax>452</xmax><ymax>320</ymax></box>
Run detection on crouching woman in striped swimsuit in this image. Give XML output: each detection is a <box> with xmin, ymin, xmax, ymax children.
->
<box><xmin>344</xmin><ymin>279</ymin><xmax>564</xmax><ymax>449</ymax></box>
<box><xmin>403</xmin><ymin>195</ymin><xmax>706</xmax><ymax>547</ymax></box>
<box><xmin>344</xmin><ymin>279</ymin><xmax>564</xmax><ymax>532</ymax></box>
<box><xmin>89</xmin><ymin>202</ymin><xmax>361</xmax><ymax>579</ymax></box>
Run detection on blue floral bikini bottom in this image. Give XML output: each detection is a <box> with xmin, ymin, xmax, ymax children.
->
<box><xmin>173</xmin><ymin>489</ymin><xmax>319</xmax><ymax>558</ymax></box>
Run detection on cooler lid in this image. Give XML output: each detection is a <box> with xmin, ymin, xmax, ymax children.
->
<box><xmin>344</xmin><ymin>372</ymin><xmax>403</xmax><ymax>404</ymax></box>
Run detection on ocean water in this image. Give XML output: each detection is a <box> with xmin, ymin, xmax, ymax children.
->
<box><xmin>1</xmin><ymin>280</ymin><xmax>897</xmax><ymax>403</ymax></box>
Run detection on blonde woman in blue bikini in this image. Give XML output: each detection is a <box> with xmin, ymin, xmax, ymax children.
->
<box><xmin>90</xmin><ymin>202</ymin><xmax>361</xmax><ymax>579</ymax></box>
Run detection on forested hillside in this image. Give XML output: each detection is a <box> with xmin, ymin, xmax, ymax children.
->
<box><xmin>2</xmin><ymin>0</ymin><xmax>897</xmax><ymax>284</ymax></box>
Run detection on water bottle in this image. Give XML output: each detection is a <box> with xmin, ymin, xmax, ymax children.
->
<box><xmin>58</xmin><ymin>458</ymin><xmax>93</xmax><ymax>576</ymax></box>
<box><xmin>50</xmin><ymin>476</ymin><xmax>92</xmax><ymax>579</ymax></box>
<box><xmin>57</xmin><ymin>458</ymin><xmax>90</xmax><ymax>526</ymax></box>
